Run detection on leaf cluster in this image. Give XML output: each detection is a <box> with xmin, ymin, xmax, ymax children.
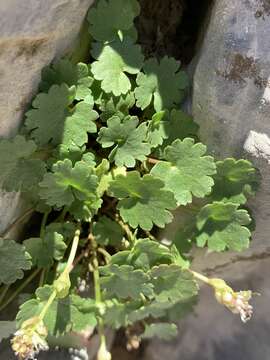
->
<box><xmin>0</xmin><ymin>0</ymin><xmax>259</xmax><ymax>347</ymax></box>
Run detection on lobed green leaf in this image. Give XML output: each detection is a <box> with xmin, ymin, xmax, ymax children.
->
<box><xmin>0</xmin><ymin>239</ymin><xmax>31</xmax><ymax>285</ymax></box>
<box><xmin>151</xmin><ymin>138</ymin><xmax>216</xmax><ymax>205</ymax></box>
<box><xmin>16</xmin><ymin>286</ymin><xmax>97</xmax><ymax>335</ymax></box>
<box><xmin>91</xmin><ymin>39</ymin><xmax>144</xmax><ymax>96</ymax></box>
<box><xmin>97</xmin><ymin>115</ymin><xmax>151</xmax><ymax>167</ymax></box>
<box><xmin>135</xmin><ymin>57</ymin><xmax>188</xmax><ymax>112</ymax></box>
<box><xmin>196</xmin><ymin>201</ymin><xmax>251</xmax><ymax>251</ymax></box>
<box><xmin>109</xmin><ymin>171</ymin><xmax>177</xmax><ymax>230</ymax></box>
<box><xmin>87</xmin><ymin>0</ymin><xmax>140</xmax><ymax>42</ymax></box>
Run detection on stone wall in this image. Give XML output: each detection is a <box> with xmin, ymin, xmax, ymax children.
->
<box><xmin>1</xmin><ymin>1</ymin><xmax>270</xmax><ymax>359</ymax></box>
<box><xmin>0</xmin><ymin>0</ymin><xmax>94</xmax><ymax>234</ymax></box>
<box><xmin>191</xmin><ymin>0</ymin><xmax>270</xmax><ymax>274</ymax></box>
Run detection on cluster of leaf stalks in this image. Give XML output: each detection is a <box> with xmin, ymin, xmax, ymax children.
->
<box><xmin>0</xmin><ymin>0</ymin><xmax>259</xmax><ymax>359</ymax></box>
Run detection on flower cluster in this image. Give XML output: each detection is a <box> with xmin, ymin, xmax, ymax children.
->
<box><xmin>11</xmin><ymin>317</ymin><xmax>48</xmax><ymax>360</ymax></box>
<box><xmin>209</xmin><ymin>278</ymin><xmax>254</xmax><ymax>323</ymax></box>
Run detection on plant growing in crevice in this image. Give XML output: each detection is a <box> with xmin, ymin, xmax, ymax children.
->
<box><xmin>0</xmin><ymin>0</ymin><xmax>259</xmax><ymax>359</ymax></box>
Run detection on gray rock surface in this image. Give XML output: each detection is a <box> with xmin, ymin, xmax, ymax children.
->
<box><xmin>0</xmin><ymin>1</ymin><xmax>94</xmax><ymax>358</ymax></box>
<box><xmin>190</xmin><ymin>0</ymin><xmax>270</xmax><ymax>273</ymax></box>
<box><xmin>0</xmin><ymin>0</ymin><xmax>94</xmax><ymax>233</ymax></box>
<box><xmin>145</xmin><ymin>258</ymin><xmax>270</xmax><ymax>360</ymax></box>
<box><xmin>192</xmin><ymin>0</ymin><xmax>270</xmax><ymax>158</ymax></box>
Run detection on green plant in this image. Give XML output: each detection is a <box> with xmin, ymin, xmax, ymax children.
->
<box><xmin>0</xmin><ymin>0</ymin><xmax>259</xmax><ymax>359</ymax></box>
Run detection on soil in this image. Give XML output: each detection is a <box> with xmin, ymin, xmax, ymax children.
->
<box><xmin>136</xmin><ymin>0</ymin><xmax>213</xmax><ymax>64</ymax></box>
<box><xmin>111</xmin><ymin>329</ymin><xmax>146</xmax><ymax>360</ymax></box>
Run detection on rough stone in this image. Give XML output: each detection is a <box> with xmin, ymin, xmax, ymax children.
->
<box><xmin>144</xmin><ymin>258</ymin><xmax>270</xmax><ymax>360</ymax></box>
<box><xmin>192</xmin><ymin>0</ymin><xmax>270</xmax><ymax>160</ymax></box>
<box><xmin>0</xmin><ymin>0</ymin><xmax>94</xmax><ymax>233</ymax></box>
<box><xmin>189</xmin><ymin>0</ymin><xmax>270</xmax><ymax>273</ymax></box>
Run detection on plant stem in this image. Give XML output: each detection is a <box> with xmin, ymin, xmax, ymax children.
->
<box><xmin>39</xmin><ymin>268</ymin><xmax>47</xmax><ymax>287</ymax></box>
<box><xmin>97</xmin><ymin>247</ymin><xmax>111</xmax><ymax>263</ymax></box>
<box><xmin>38</xmin><ymin>211</ymin><xmax>50</xmax><ymax>287</ymax></box>
<box><xmin>40</xmin><ymin>211</ymin><xmax>49</xmax><ymax>238</ymax></box>
<box><xmin>0</xmin><ymin>285</ymin><xmax>10</xmax><ymax>306</ymax></box>
<box><xmin>0</xmin><ymin>268</ymin><xmax>41</xmax><ymax>312</ymax></box>
<box><xmin>66</xmin><ymin>228</ymin><xmax>81</xmax><ymax>272</ymax></box>
<box><xmin>144</xmin><ymin>230</ymin><xmax>156</xmax><ymax>241</ymax></box>
<box><xmin>1</xmin><ymin>208</ymin><xmax>34</xmax><ymax>238</ymax></box>
<box><xmin>56</xmin><ymin>206</ymin><xmax>68</xmax><ymax>222</ymax></box>
<box><xmin>189</xmin><ymin>269</ymin><xmax>211</xmax><ymax>285</ymax></box>
<box><xmin>93</xmin><ymin>262</ymin><xmax>106</xmax><ymax>351</ymax></box>
<box><xmin>38</xmin><ymin>228</ymin><xmax>81</xmax><ymax>322</ymax></box>
<box><xmin>90</xmin><ymin>235</ymin><xmax>107</xmax><ymax>354</ymax></box>
<box><xmin>72</xmin><ymin>248</ymin><xmax>89</xmax><ymax>269</ymax></box>
<box><xmin>118</xmin><ymin>219</ymin><xmax>134</xmax><ymax>244</ymax></box>
<box><xmin>39</xmin><ymin>290</ymin><xmax>57</xmax><ymax>321</ymax></box>
<box><xmin>147</xmin><ymin>157</ymin><xmax>160</xmax><ymax>165</ymax></box>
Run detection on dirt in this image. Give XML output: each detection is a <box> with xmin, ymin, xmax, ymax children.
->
<box><xmin>136</xmin><ymin>0</ymin><xmax>212</xmax><ymax>64</ymax></box>
<box><xmin>255</xmin><ymin>0</ymin><xmax>270</xmax><ymax>18</ymax></box>
<box><xmin>110</xmin><ymin>328</ymin><xmax>145</xmax><ymax>360</ymax></box>
<box><xmin>135</xmin><ymin>0</ymin><xmax>185</xmax><ymax>59</ymax></box>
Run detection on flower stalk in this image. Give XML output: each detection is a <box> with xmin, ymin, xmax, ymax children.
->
<box><xmin>11</xmin><ymin>227</ymin><xmax>81</xmax><ymax>360</ymax></box>
<box><xmin>190</xmin><ymin>269</ymin><xmax>255</xmax><ymax>323</ymax></box>
<box><xmin>90</xmin><ymin>233</ymin><xmax>111</xmax><ymax>360</ymax></box>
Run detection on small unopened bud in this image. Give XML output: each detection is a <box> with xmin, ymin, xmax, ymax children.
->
<box><xmin>126</xmin><ymin>335</ymin><xmax>141</xmax><ymax>351</ymax></box>
<box><xmin>97</xmin><ymin>342</ymin><xmax>111</xmax><ymax>360</ymax></box>
<box><xmin>53</xmin><ymin>271</ymin><xmax>71</xmax><ymax>298</ymax></box>
<box><xmin>122</xmin><ymin>239</ymin><xmax>130</xmax><ymax>249</ymax></box>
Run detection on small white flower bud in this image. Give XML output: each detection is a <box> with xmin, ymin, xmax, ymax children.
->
<box><xmin>97</xmin><ymin>342</ymin><xmax>112</xmax><ymax>360</ymax></box>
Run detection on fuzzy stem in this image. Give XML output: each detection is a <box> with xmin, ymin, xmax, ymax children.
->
<box><xmin>72</xmin><ymin>248</ymin><xmax>89</xmax><ymax>269</ymax></box>
<box><xmin>97</xmin><ymin>248</ymin><xmax>111</xmax><ymax>263</ymax></box>
<box><xmin>56</xmin><ymin>206</ymin><xmax>68</xmax><ymax>223</ymax></box>
<box><xmin>147</xmin><ymin>157</ymin><xmax>160</xmax><ymax>165</ymax></box>
<box><xmin>118</xmin><ymin>220</ymin><xmax>134</xmax><ymax>244</ymax></box>
<box><xmin>90</xmin><ymin>234</ymin><xmax>108</xmax><ymax>355</ymax></box>
<box><xmin>40</xmin><ymin>211</ymin><xmax>49</xmax><ymax>238</ymax></box>
<box><xmin>0</xmin><ymin>268</ymin><xmax>41</xmax><ymax>312</ymax></box>
<box><xmin>38</xmin><ymin>228</ymin><xmax>81</xmax><ymax>321</ymax></box>
<box><xmin>189</xmin><ymin>270</ymin><xmax>211</xmax><ymax>285</ymax></box>
<box><xmin>39</xmin><ymin>290</ymin><xmax>57</xmax><ymax>321</ymax></box>
<box><xmin>39</xmin><ymin>269</ymin><xmax>47</xmax><ymax>287</ymax></box>
<box><xmin>93</xmin><ymin>262</ymin><xmax>106</xmax><ymax>352</ymax></box>
<box><xmin>65</xmin><ymin>228</ymin><xmax>81</xmax><ymax>272</ymax></box>
<box><xmin>0</xmin><ymin>285</ymin><xmax>10</xmax><ymax>306</ymax></box>
<box><xmin>144</xmin><ymin>230</ymin><xmax>156</xmax><ymax>241</ymax></box>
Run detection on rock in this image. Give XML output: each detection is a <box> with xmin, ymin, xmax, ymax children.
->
<box><xmin>192</xmin><ymin>0</ymin><xmax>270</xmax><ymax>158</ymax></box>
<box><xmin>189</xmin><ymin>0</ymin><xmax>270</xmax><ymax>272</ymax></box>
<box><xmin>0</xmin><ymin>0</ymin><xmax>94</xmax><ymax>233</ymax></box>
<box><xmin>145</xmin><ymin>258</ymin><xmax>270</xmax><ymax>360</ymax></box>
<box><xmin>0</xmin><ymin>0</ymin><xmax>94</xmax><ymax>138</ymax></box>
